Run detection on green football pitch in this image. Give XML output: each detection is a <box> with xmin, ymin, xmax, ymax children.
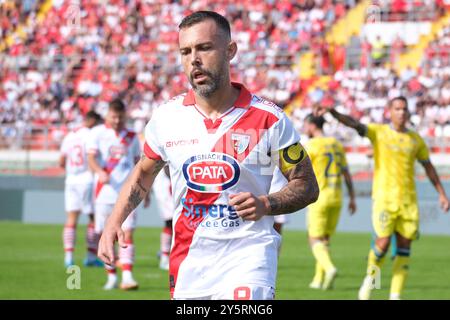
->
<box><xmin>1</xmin><ymin>221</ymin><xmax>449</xmax><ymax>300</ymax></box>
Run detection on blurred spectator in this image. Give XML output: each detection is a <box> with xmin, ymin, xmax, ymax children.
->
<box><xmin>370</xmin><ymin>35</ymin><xmax>386</xmax><ymax>66</ymax></box>
<box><xmin>1</xmin><ymin>0</ymin><xmax>353</xmax><ymax>139</ymax></box>
<box><xmin>390</xmin><ymin>35</ymin><xmax>405</xmax><ymax>65</ymax></box>
<box><xmin>1</xmin><ymin>0</ymin><xmax>449</xmax><ymax>152</ymax></box>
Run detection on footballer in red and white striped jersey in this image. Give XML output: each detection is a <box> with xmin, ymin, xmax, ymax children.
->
<box><xmin>152</xmin><ymin>167</ymin><xmax>174</xmax><ymax>270</ymax></box>
<box><xmin>87</xmin><ymin>124</ymin><xmax>141</xmax><ymax>205</ymax></box>
<box><xmin>144</xmin><ymin>82</ymin><xmax>302</xmax><ymax>299</ymax></box>
<box><xmin>87</xmin><ymin>100</ymin><xmax>142</xmax><ymax>291</ymax></box>
<box><xmin>153</xmin><ymin>169</ymin><xmax>174</xmax><ymax>221</ymax></box>
<box><xmin>60</xmin><ymin>126</ymin><xmax>94</xmax><ymax>187</ymax></box>
<box><xmin>60</xmin><ymin>110</ymin><xmax>103</xmax><ymax>268</ymax></box>
<box><xmin>97</xmin><ymin>11</ymin><xmax>318</xmax><ymax>300</ymax></box>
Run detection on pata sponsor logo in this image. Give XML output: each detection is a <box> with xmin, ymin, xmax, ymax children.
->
<box><xmin>182</xmin><ymin>153</ymin><xmax>240</xmax><ymax>192</ymax></box>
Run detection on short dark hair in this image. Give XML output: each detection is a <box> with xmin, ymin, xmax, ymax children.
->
<box><xmin>305</xmin><ymin>114</ymin><xmax>325</xmax><ymax>129</ymax></box>
<box><xmin>389</xmin><ymin>96</ymin><xmax>408</xmax><ymax>108</ymax></box>
<box><xmin>109</xmin><ymin>99</ymin><xmax>126</xmax><ymax>113</ymax></box>
<box><xmin>85</xmin><ymin>110</ymin><xmax>102</xmax><ymax>122</ymax></box>
<box><xmin>179</xmin><ymin>11</ymin><xmax>231</xmax><ymax>38</ymax></box>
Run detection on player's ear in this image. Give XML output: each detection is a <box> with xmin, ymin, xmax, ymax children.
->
<box><xmin>227</xmin><ymin>41</ymin><xmax>237</xmax><ymax>61</ymax></box>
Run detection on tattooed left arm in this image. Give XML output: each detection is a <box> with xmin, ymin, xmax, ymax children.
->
<box><xmin>266</xmin><ymin>156</ymin><xmax>319</xmax><ymax>215</ymax></box>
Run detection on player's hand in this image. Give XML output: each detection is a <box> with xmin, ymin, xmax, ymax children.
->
<box><xmin>98</xmin><ymin>224</ymin><xmax>127</xmax><ymax>266</ymax></box>
<box><xmin>312</xmin><ymin>104</ymin><xmax>330</xmax><ymax>117</ymax></box>
<box><xmin>98</xmin><ymin>170</ymin><xmax>110</xmax><ymax>184</ymax></box>
<box><xmin>439</xmin><ymin>194</ymin><xmax>449</xmax><ymax>212</ymax></box>
<box><xmin>228</xmin><ymin>192</ymin><xmax>270</xmax><ymax>221</ymax></box>
<box><xmin>349</xmin><ymin>198</ymin><xmax>356</xmax><ymax>215</ymax></box>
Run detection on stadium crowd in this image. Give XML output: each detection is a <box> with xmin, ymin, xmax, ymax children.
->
<box><xmin>0</xmin><ymin>0</ymin><xmax>449</xmax><ymax>149</ymax></box>
<box><xmin>293</xmin><ymin>58</ymin><xmax>450</xmax><ymax>147</ymax></box>
<box><xmin>0</xmin><ymin>0</ymin><xmax>353</xmax><ymax>131</ymax></box>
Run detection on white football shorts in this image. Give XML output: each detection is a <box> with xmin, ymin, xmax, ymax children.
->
<box><xmin>64</xmin><ymin>183</ymin><xmax>94</xmax><ymax>215</ymax></box>
<box><xmin>95</xmin><ymin>203</ymin><xmax>137</xmax><ymax>233</ymax></box>
<box><xmin>152</xmin><ymin>171</ymin><xmax>174</xmax><ymax>221</ymax></box>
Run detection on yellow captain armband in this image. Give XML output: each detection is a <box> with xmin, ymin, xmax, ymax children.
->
<box><xmin>279</xmin><ymin>142</ymin><xmax>308</xmax><ymax>173</ymax></box>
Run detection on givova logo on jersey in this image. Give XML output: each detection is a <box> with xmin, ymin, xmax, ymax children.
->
<box><xmin>182</xmin><ymin>153</ymin><xmax>240</xmax><ymax>193</ymax></box>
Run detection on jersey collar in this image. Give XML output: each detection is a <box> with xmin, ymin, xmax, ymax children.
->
<box><xmin>182</xmin><ymin>82</ymin><xmax>252</xmax><ymax>108</ymax></box>
<box><xmin>389</xmin><ymin>123</ymin><xmax>409</xmax><ymax>133</ymax></box>
<box><xmin>104</xmin><ymin>123</ymin><xmax>125</xmax><ymax>137</ymax></box>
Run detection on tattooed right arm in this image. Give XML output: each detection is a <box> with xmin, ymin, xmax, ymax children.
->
<box><xmin>108</xmin><ymin>155</ymin><xmax>165</xmax><ymax>226</ymax></box>
<box><xmin>329</xmin><ymin>108</ymin><xmax>367</xmax><ymax>137</ymax></box>
<box><xmin>267</xmin><ymin>157</ymin><xmax>319</xmax><ymax>215</ymax></box>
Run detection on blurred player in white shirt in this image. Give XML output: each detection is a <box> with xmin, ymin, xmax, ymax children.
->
<box><xmin>137</xmin><ymin>128</ymin><xmax>172</xmax><ymax>271</ymax></box>
<box><xmin>152</xmin><ymin>165</ymin><xmax>174</xmax><ymax>270</ymax></box>
<box><xmin>87</xmin><ymin>99</ymin><xmax>144</xmax><ymax>290</ymax></box>
<box><xmin>60</xmin><ymin>111</ymin><xmax>102</xmax><ymax>268</ymax></box>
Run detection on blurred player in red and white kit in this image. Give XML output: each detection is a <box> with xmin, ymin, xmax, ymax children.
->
<box><xmin>138</xmin><ymin>127</ymin><xmax>174</xmax><ymax>271</ymax></box>
<box><xmin>60</xmin><ymin>111</ymin><xmax>102</xmax><ymax>268</ymax></box>
<box><xmin>152</xmin><ymin>166</ymin><xmax>174</xmax><ymax>270</ymax></box>
<box><xmin>87</xmin><ymin>99</ymin><xmax>145</xmax><ymax>290</ymax></box>
<box><xmin>98</xmin><ymin>11</ymin><xmax>319</xmax><ymax>300</ymax></box>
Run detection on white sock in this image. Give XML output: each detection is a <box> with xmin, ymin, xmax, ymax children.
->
<box><xmin>122</xmin><ymin>270</ymin><xmax>134</xmax><ymax>283</ymax></box>
<box><xmin>107</xmin><ymin>273</ymin><xmax>117</xmax><ymax>282</ymax></box>
<box><xmin>65</xmin><ymin>252</ymin><xmax>73</xmax><ymax>264</ymax></box>
<box><xmin>119</xmin><ymin>243</ymin><xmax>135</xmax><ymax>266</ymax></box>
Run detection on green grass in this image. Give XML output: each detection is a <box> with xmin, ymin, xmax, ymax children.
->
<box><xmin>0</xmin><ymin>221</ymin><xmax>449</xmax><ymax>300</ymax></box>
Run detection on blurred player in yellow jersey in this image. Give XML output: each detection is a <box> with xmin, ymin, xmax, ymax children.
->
<box><xmin>304</xmin><ymin>114</ymin><xmax>356</xmax><ymax>290</ymax></box>
<box><xmin>316</xmin><ymin>96</ymin><xmax>449</xmax><ymax>300</ymax></box>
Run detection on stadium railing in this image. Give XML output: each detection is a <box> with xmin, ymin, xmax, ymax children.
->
<box><xmin>372</xmin><ymin>3</ymin><xmax>441</xmax><ymax>22</ymax></box>
<box><xmin>1</xmin><ymin>123</ymin><xmax>449</xmax><ymax>152</ymax></box>
<box><xmin>0</xmin><ymin>124</ymin><xmax>65</xmax><ymax>151</ymax></box>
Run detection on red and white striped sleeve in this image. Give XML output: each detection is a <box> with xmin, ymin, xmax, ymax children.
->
<box><xmin>143</xmin><ymin>110</ymin><xmax>163</xmax><ymax>161</ymax></box>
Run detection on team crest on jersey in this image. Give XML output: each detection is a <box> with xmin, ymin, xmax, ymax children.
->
<box><xmin>109</xmin><ymin>145</ymin><xmax>126</xmax><ymax>159</ymax></box>
<box><xmin>182</xmin><ymin>153</ymin><xmax>240</xmax><ymax>193</ymax></box>
<box><xmin>231</xmin><ymin>133</ymin><xmax>250</xmax><ymax>154</ymax></box>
